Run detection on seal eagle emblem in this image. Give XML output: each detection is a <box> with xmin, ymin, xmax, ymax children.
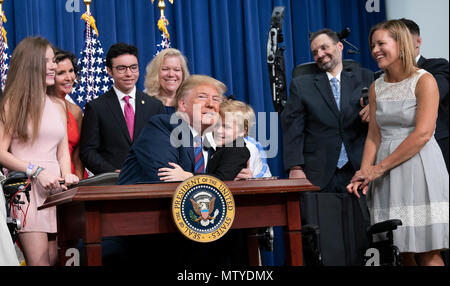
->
<box><xmin>172</xmin><ymin>175</ymin><xmax>235</xmax><ymax>243</ymax></box>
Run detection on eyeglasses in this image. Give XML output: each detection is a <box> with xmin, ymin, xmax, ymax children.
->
<box><xmin>113</xmin><ymin>64</ymin><xmax>139</xmax><ymax>74</ymax></box>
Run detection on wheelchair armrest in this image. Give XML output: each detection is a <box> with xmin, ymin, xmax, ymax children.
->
<box><xmin>367</xmin><ymin>219</ymin><xmax>402</xmax><ymax>235</ymax></box>
<box><xmin>301</xmin><ymin>224</ymin><xmax>320</xmax><ymax>235</ymax></box>
<box><xmin>76</xmin><ymin>172</ymin><xmax>120</xmax><ymax>187</ymax></box>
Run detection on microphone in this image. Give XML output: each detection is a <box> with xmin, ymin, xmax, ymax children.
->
<box><xmin>338</xmin><ymin>28</ymin><xmax>351</xmax><ymax>41</ymax></box>
<box><xmin>337</xmin><ymin>28</ymin><xmax>360</xmax><ymax>55</ymax></box>
<box><xmin>361</xmin><ymin>87</ymin><xmax>369</xmax><ymax>106</ymax></box>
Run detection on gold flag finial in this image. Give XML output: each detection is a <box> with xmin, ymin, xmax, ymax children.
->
<box><xmin>82</xmin><ymin>0</ymin><xmax>99</xmax><ymax>37</ymax></box>
<box><xmin>84</xmin><ymin>0</ymin><xmax>92</xmax><ymax>15</ymax></box>
<box><xmin>151</xmin><ymin>0</ymin><xmax>173</xmax><ymax>41</ymax></box>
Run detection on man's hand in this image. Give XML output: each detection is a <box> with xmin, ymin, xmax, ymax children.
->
<box><xmin>359</xmin><ymin>98</ymin><xmax>370</xmax><ymax>123</ymax></box>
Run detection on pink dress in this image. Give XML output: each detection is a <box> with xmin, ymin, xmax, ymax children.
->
<box><xmin>9</xmin><ymin>97</ymin><xmax>65</xmax><ymax>233</ymax></box>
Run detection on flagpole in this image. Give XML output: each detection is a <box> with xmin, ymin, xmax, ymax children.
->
<box><xmin>152</xmin><ymin>0</ymin><xmax>173</xmax><ymax>18</ymax></box>
<box><xmin>84</xmin><ymin>0</ymin><xmax>91</xmax><ymax>15</ymax></box>
<box><xmin>151</xmin><ymin>0</ymin><xmax>173</xmax><ymax>52</ymax></box>
<box><xmin>70</xmin><ymin>0</ymin><xmax>112</xmax><ymax>109</ymax></box>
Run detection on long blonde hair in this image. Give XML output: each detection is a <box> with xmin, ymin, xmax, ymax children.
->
<box><xmin>0</xmin><ymin>36</ymin><xmax>59</xmax><ymax>143</ymax></box>
<box><xmin>144</xmin><ymin>48</ymin><xmax>190</xmax><ymax>104</ymax></box>
<box><xmin>369</xmin><ymin>20</ymin><xmax>417</xmax><ymax>78</ymax></box>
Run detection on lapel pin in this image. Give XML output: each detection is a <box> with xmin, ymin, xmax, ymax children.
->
<box><xmin>142</xmin><ymin>100</ymin><xmax>145</xmax><ymax>104</ymax></box>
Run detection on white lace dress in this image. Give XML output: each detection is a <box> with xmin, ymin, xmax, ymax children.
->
<box><xmin>368</xmin><ymin>69</ymin><xmax>449</xmax><ymax>253</ymax></box>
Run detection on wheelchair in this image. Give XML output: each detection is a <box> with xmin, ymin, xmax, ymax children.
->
<box><xmin>301</xmin><ymin>219</ymin><xmax>403</xmax><ymax>266</ymax></box>
<box><xmin>1</xmin><ymin>171</ymin><xmax>119</xmax><ymax>242</ymax></box>
<box><xmin>363</xmin><ymin>219</ymin><xmax>403</xmax><ymax>266</ymax></box>
<box><xmin>1</xmin><ymin>171</ymin><xmax>31</xmax><ymax>243</ymax></box>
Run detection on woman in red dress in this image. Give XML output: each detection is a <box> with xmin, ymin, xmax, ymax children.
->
<box><xmin>54</xmin><ymin>50</ymin><xmax>86</xmax><ymax>179</ymax></box>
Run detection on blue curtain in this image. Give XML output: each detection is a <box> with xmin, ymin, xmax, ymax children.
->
<box><xmin>2</xmin><ymin>0</ymin><xmax>386</xmax><ymax>265</ymax></box>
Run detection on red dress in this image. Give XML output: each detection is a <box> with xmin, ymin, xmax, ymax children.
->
<box><xmin>67</xmin><ymin>110</ymin><xmax>87</xmax><ymax>178</ymax></box>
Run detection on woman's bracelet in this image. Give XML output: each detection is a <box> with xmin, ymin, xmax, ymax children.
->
<box><xmin>26</xmin><ymin>162</ymin><xmax>35</xmax><ymax>178</ymax></box>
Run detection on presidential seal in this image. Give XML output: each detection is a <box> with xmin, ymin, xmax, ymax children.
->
<box><xmin>172</xmin><ymin>175</ymin><xmax>235</xmax><ymax>243</ymax></box>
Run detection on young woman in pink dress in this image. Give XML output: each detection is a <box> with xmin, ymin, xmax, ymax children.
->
<box><xmin>0</xmin><ymin>37</ymin><xmax>79</xmax><ymax>266</ymax></box>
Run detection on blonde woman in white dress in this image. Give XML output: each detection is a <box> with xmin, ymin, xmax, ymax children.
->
<box><xmin>347</xmin><ymin>20</ymin><xmax>448</xmax><ymax>266</ymax></box>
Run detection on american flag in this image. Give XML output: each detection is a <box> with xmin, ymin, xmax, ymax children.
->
<box><xmin>155</xmin><ymin>15</ymin><xmax>171</xmax><ymax>55</ymax></box>
<box><xmin>156</xmin><ymin>31</ymin><xmax>171</xmax><ymax>54</ymax></box>
<box><xmin>69</xmin><ymin>12</ymin><xmax>113</xmax><ymax>110</ymax></box>
<box><xmin>0</xmin><ymin>10</ymin><xmax>10</xmax><ymax>91</ymax></box>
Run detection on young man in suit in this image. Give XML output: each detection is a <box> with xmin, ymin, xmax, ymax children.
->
<box><xmin>400</xmin><ymin>18</ymin><xmax>449</xmax><ymax>170</ymax></box>
<box><xmin>281</xmin><ymin>29</ymin><xmax>374</xmax><ymax>193</ymax></box>
<box><xmin>80</xmin><ymin>43</ymin><xmax>165</xmax><ymax>175</ymax></box>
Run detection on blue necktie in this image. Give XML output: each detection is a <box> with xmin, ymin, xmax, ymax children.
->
<box><xmin>194</xmin><ymin>136</ymin><xmax>205</xmax><ymax>173</ymax></box>
<box><xmin>330</xmin><ymin>77</ymin><xmax>349</xmax><ymax>169</ymax></box>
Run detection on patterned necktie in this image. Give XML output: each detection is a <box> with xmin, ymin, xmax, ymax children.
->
<box><xmin>194</xmin><ymin>135</ymin><xmax>205</xmax><ymax>173</ymax></box>
<box><xmin>330</xmin><ymin>77</ymin><xmax>348</xmax><ymax>169</ymax></box>
<box><xmin>123</xmin><ymin>95</ymin><xmax>135</xmax><ymax>140</ymax></box>
<box><xmin>330</xmin><ymin>77</ymin><xmax>341</xmax><ymax>111</ymax></box>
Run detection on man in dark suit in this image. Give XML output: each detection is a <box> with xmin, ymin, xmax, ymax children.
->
<box><xmin>116</xmin><ymin>75</ymin><xmax>248</xmax><ymax>266</ymax></box>
<box><xmin>400</xmin><ymin>18</ymin><xmax>449</xmax><ymax>170</ymax></box>
<box><xmin>80</xmin><ymin>43</ymin><xmax>165</xmax><ymax>175</ymax></box>
<box><xmin>117</xmin><ymin>74</ymin><xmax>226</xmax><ymax>185</ymax></box>
<box><xmin>281</xmin><ymin>29</ymin><xmax>374</xmax><ymax>193</ymax></box>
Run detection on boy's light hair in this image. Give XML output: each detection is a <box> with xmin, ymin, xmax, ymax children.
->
<box><xmin>219</xmin><ymin>99</ymin><xmax>255</xmax><ymax>136</ymax></box>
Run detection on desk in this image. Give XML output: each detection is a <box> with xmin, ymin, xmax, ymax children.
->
<box><xmin>39</xmin><ymin>179</ymin><xmax>318</xmax><ymax>266</ymax></box>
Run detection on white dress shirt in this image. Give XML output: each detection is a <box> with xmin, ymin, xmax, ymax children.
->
<box><xmin>114</xmin><ymin>86</ymin><xmax>136</xmax><ymax>114</ymax></box>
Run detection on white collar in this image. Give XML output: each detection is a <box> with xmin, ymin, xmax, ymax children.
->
<box><xmin>415</xmin><ymin>54</ymin><xmax>422</xmax><ymax>64</ymax></box>
<box><xmin>188</xmin><ymin>125</ymin><xmax>216</xmax><ymax>150</ymax></box>
<box><xmin>326</xmin><ymin>71</ymin><xmax>341</xmax><ymax>83</ymax></box>
<box><xmin>113</xmin><ymin>86</ymin><xmax>136</xmax><ymax>101</ymax></box>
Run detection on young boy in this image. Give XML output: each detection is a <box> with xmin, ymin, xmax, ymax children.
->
<box><xmin>223</xmin><ymin>100</ymin><xmax>272</xmax><ymax>178</ymax></box>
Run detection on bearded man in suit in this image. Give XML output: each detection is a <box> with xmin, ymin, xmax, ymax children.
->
<box><xmin>281</xmin><ymin>29</ymin><xmax>374</xmax><ymax>193</ymax></box>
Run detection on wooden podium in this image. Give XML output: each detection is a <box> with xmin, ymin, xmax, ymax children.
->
<box><xmin>39</xmin><ymin>179</ymin><xmax>318</xmax><ymax>266</ymax></box>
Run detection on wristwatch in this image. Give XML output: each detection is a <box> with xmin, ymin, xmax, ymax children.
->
<box><xmin>31</xmin><ymin>166</ymin><xmax>45</xmax><ymax>180</ymax></box>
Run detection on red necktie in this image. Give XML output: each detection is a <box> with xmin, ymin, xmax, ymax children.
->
<box><xmin>194</xmin><ymin>136</ymin><xmax>205</xmax><ymax>173</ymax></box>
<box><xmin>123</xmin><ymin>95</ymin><xmax>135</xmax><ymax>140</ymax></box>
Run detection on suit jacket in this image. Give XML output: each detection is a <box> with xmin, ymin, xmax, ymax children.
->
<box><xmin>281</xmin><ymin>63</ymin><xmax>374</xmax><ymax>189</ymax></box>
<box><xmin>80</xmin><ymin>88</ymin><xmax>165</xmax><ymax>175</ymax></box>
<box><xmin>117</xmin><ymin>114</ymin><xmax>250</xmax><ymax>185</ymax></box>
<box><xmin>417</xmin><ymin>56</ymin><xmax>449</xmax><ymax>141</ymax></box>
